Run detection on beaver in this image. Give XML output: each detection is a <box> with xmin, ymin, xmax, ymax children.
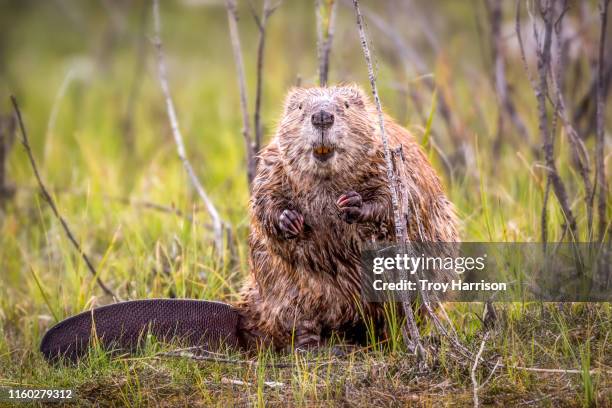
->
<box><xmin>237</xmin><ymin>84</ymin><xmax>459</xmax><ymax>351</ymax></box>
<box><xmin>39</xmin><ymin>84</ymin><xmax>459</xmax><ymax>362</ymax></box>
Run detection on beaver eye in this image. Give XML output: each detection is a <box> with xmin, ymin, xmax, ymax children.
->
<box><xmin>344</xmin><ymin>101</ymin><xmax>350</xmax><ymax>109</ymax></box>
<box><xmin>298</xmin><ymin>103</ymin><xmax>303</xmax><ymax>110</ymax></box>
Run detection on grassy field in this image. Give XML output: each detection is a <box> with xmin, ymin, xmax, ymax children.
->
<box><xmin>0</xmin><ymin>0</ymin><xmax>611</xmax><ymax>406</ymax></box>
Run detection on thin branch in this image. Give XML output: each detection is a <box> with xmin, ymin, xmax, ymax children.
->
<box><xmin>351</xmin><ymin>0</ymin><xmax>476</xmax><ymax>361</ymax></box>
<box><xmin>522</xmin><ymin>0</ymin><xmax>578</xmax><ymax>240</ymax></box>
<box><xmin>316</xmin><ymin>0</ymin><xmax>337</xmax><ymax>86</ymax></box>
<box><xmin>517</xmin><ymin>0</ymin><xmax>551</xmax><ymax>244</ymax></box>
<box><xmin>152</xmin><ymin>0</ymin><xmax>225</xmax><ymax>255</ymax></box>
<box><xmin>352</xmin><ymin>0</ymin><xmax>405</xmax><ymax>243</ymax></box>
<box><xmin>596</xmin><ymin>0</ymin><xmax>610</xmax><ymax>241</ymax></box>
<box><xmin>10</xmin><ymin>96</ymin><xmax>117</xmax><ymax>298</ymax></box>
<box><xmin>225</xmin><ymin>0</ymin><xmax>256</xmax><ymax>189</ymax></box>
<box><xmin>341</xmin><ymin>0</ymin><xmax>427</xmax><ymax>74</ymax></box>
<box><xmin>352</xmin><ymin>0</ymin><xmax>426</xmax><ymax>356</ymax></box>
<box><xmin>158</xmin><ymin>348</ymin><xmax>338</xmax><ymax>369</ymax></box>
<box><xmin>550</xmin><ymin>9</ymin><xmax>594</xmax><ymax>239</ymax></box>
<box><xmin>250</xmin><ymin>0</ymin><xmax>281</xmax><ymax>158</ymax></box>
<box><xmin>471</xmin><ymin>332</ymin><xmax>489</xmax><ymax>408</ymax></box>
<box><xmin>342</xmin><ymin>0</ymin><xmax>464</xmax><ymax>154</ymax></box>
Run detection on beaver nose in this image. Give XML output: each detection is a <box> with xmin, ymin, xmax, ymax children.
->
<box><xmin>311</xmin><ymin>110</ymin><xmax>334</xmax><ymax>129</ymax></box>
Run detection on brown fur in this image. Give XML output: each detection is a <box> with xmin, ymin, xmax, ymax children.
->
<box><xmin>236</xmin><ymin>85</ymin><xmax>459</xmax><ymax>351</ymax></box>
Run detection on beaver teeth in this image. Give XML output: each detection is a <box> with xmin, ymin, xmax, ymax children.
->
<box><xmin>314</xmin><ymin>146</ymin><xmax>331</xmax><ymax>155</ymax></box>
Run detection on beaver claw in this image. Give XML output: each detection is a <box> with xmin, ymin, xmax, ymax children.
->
<box><xmin>336</xmin><ymin>191</ymin><xmax>363</xmax><ymax>224</ymax></box>
<box><xmin>279</xmin><ymin>209</ymin><xmax>304</xmax><ymax>239</ymax></box>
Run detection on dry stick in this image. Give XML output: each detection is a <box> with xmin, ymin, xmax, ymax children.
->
<box><xmin>522</xmin><ymin>0</ymin><xmax>577</xmax><ymax>240</ymax></box>
<box><xmin>516</xmin><ymin>1</ymin><xmax>550</xmax><ymax>243</ymax></box>
<box><xmin>352</xmin><ymin>0</ymin><xmax>471</xmax><ymax>360</ymax></box>
<box><xmin>392</xmin><ymin>149</ymin><xmax>466</xmax><ymax>358</ymax></box>
<box><xmin>225</xmin><ymin>0</ymin><xmax>256</xmax><ymax>189</ymax></box>
<box><xmin>352</xmin><ymin>0</ymin><xmax>425</xmax><ymax>356</ymax></box>
<box><xmin>352</xmin><ymin>0</ymin><xmax>405</xmax><ymax>244</ymax></box>
<box><xmin>390</xmin><ymin>150</ymin><xmax>423</xmax><ymax>352</ymax></box>
<box><xmin>152</xmin><ymin>0</ymin><xmax>224</xmax><ymax>255</ymax></box>
<box><xmin>550</xmin><ymin>13</ymin><xmax>594</xmax><ymax>240</ymax></box>
<box><xmin>471</xmin><ymin>332</ymin><xmax>489</xmax><ymax>408</ymax></box>
<box><xmin>596</xmin><ymin>0</ymin><xmax>610</xmax><ymax>242</ymax></box>
<box><xmin>10</xmin><ymin>96</ymin><xmax>117</xmax><ymax>298</ymax></box>
<box><xmin>346</xmin><ymin>0</ymin><xmax>463</xmax><ymax>156</ymax></box>
<box><xmin>159</xmin><ymin>349</ymin><xmax>339</xmax><ymax>369</ymax></box>
<box><xmin>316</xmin><ymin>0</ymin><xmax>337</xmax><ymax>86</ymax></box>
<box><xmin>249</xmin><ymin>0</ymin><xmax>281</xmax><ymax>157</ymax></box>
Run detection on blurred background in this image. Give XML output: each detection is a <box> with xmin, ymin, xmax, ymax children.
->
<box><xmin>0</xmin><ymin>1</ymin><xmax>610</xmax><ymax>404</ymax></box>
<box><xmin>0</xmin><ymin>0</ymin><xmax>610</xmax><ymax>299</ymax></box>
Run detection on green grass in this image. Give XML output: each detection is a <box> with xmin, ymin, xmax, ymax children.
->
<box><xmin>1</xmin><ymin>1</ymin><xmax>611</xmax><ymax>406</ymax></box>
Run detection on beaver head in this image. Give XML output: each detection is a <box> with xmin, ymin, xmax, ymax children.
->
<box><xmin>275</xmin><ymin>85</ymin><xmax>377</xmax><ymax>181</ymax></box>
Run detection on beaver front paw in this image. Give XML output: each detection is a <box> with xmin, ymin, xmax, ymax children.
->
<box><xmin>278</xmin><ymin>209</ymin><xmax>304</xmax><ymax>239</ymax></box>
<box><xmin>336</xmin><ymin>191</ymin><xmax>363</xmax><ymax>224</ymax></box>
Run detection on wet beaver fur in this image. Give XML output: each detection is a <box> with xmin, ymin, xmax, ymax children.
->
<box><xmin>237</xmin><ymin>84</ymin><xmax>459</xmax><ymax>351</ymax></box>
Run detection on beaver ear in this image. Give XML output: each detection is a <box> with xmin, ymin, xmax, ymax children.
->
<box><xmin>345</xmin><ymin>85</ymin><xmax>368</xmax><ymax>108</ymax></box>
<box><xmin>284</xmin><ymin>88</ymin><xmax>303</xmax><ymax>111</ymax></box>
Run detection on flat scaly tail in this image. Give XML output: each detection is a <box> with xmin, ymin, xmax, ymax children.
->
<box><xmin>40</xmin><ymin>299</ymin><xmax>246</xmax><ymax>363</ymax></box>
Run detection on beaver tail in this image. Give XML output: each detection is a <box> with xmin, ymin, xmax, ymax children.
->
<box><xmin>40</xmin><ymin>299</ymin><xmax>250</xmax><ymax>363</ymax></box>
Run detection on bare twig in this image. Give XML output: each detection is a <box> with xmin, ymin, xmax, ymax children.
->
<box><xmin>225</xmin><ymin>0</ymin><xmax>256</xmax><ymax>189</ymax></box>
<box><xmin>220</xmin><ymin>377</ymin><xmax>285</xmax><ymax>389</ymax></box>
<box><xmin>342</xmin><ymin>0</ymin><xmax>465</xmax><ymax>158</ymax></box>
<box><xmin>352</xmin><ymin>0</ymin><xmax>405</xmax><ymax>243</ymax></box>
<box><xmin>550</xmin><ymin>8</ymin><xmax>594</xmax><ymax>239</ymax></box>
<box><xmin>316</xmin><ymin>0</ymin><xmax>337</xmax><ymax>86</ymax></box>
<box><xmin>471</xmin><ymin>332</ymin><xmax>489</xmax><ymax>408</ymax></box>
<box><xmin>517</xmin><ymin>0</ymin><xmax>551</xmax><ymax>243</ymax></box>
<box><xmin>249</xmin><ymin>0</ymin><xmax>281</xmax><ymax>159</ymax></box>
<box><xmin>351</xmin><ymin>1</ymin><xmax>475</xmax><ymax>361</ymax></box>
<box><xmin>352</xmin><ymin>0</ymin><xmax>427</xmax><ymax>356</ymax></box>
<box><xmin>159</xmin><ymin>348</ymin><xmax>338</xmax><ymax>369</ymax></box>
<box><xmin>518</xmin><ymin>0</ymin><xmax>578</xmax><ymax>240</ymax></box>
<box><xmin>10</xmin><ymin>96</ymin><xmax>117</xmax><ymax>298</ymax></box>
<box><xmin>596</xmin><ymin>0</ymin><xmax>610</xmax><ymax>241</ymax></box>
<box><xmin>152</xmin><ymin>0</ymin><xmax>225</xmax><ymax>255</ymax></box>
